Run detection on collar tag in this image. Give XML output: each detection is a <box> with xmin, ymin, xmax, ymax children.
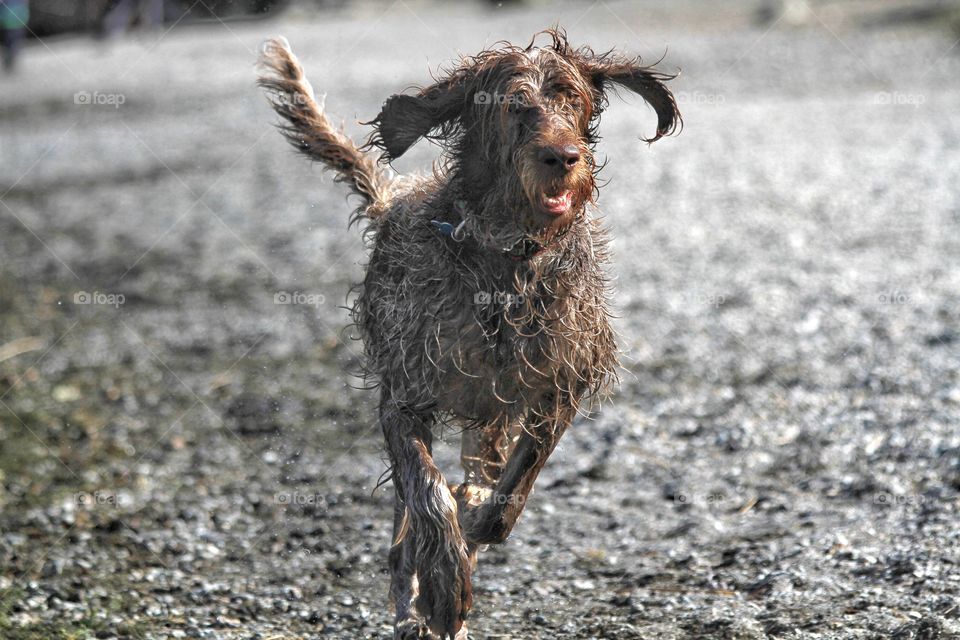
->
<box><xmin>430</xmin><ymin>218</ymin><xmax>468</xmax><ymax>242</ymax></box>
<box><xmin>430</xmin><ymin>220</ymin><xmax>455</xmax><ymax>236</ymax></box>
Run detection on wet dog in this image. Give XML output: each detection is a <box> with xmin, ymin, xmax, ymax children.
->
<box><xmin>258</xmin><ymin>29</ymin><xmax>680</xmax><ymax>639</ymax></box>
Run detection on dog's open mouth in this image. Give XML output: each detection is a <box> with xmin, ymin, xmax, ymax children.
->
<box><xmin>539</xmin><ymin>190</ymin><xmax>573</xmax><ymax>216</ymax></box>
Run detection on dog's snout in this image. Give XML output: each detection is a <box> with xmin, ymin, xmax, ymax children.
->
<box><xmin>537</xmin><ymin>144</ymin><xmax>581</xmax><ymax>171</ymax></box>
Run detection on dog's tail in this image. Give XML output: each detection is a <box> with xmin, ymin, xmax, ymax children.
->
<box><xmin>257</xmin><ymin>37</ymin><xmax>389</xmax><ymax>217</ymax></box>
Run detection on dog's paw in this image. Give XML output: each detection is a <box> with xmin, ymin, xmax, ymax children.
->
<box><xmin>394</xmin><ymin>618</ymin><xmax>469</xmax><ymax>640</ymax></box>
<box><xmin>414</xmin><ymin>538</ymin><xmax>473</xmax><ymax>640</ymax></box>
<box><xmin>394</xmin><ymin>617</ymin><xmax>431</xmax><ymax>639</ymax></box>
<box><xmin>450</xmin><ymin>483</ymin><xmax>502</xmax><ymax>545</ymax></box>
<box><xmin>450</xmin><ymin>483</ymin><xmax>492</xmax><ymax>531</ymax></box>
<box><xmin>450</xmin><ymin>482</ymin><xmax>492</xmax><ymax>509</ymax></box>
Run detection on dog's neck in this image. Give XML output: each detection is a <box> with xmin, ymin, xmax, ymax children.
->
<box><xmin>433</xmin><ymin>174</ymin><xmax>588</xmax><ymax>266</ymax></box>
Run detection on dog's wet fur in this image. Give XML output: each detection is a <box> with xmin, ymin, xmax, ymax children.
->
<box><xmin>258</xmin><ymin>29</ymin><xmax>680</xmax><ymax>639</ymax></box>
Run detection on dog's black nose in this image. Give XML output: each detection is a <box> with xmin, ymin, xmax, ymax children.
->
<box><xmin>537</xmin><ymin>144</ymin><xmax>581</xmax><ymax>171</ymax></box>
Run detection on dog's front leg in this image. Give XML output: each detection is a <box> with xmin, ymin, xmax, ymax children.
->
<box><xmin>381</xmin><ymin>393</ymin><xmax>473</xmax><ymax>639</ymax></box>
<box><xmin>389</xmin><ymin>495</ymin><xmax>421</xmax><ymax>638</ymax></box>
<box><xmin>457</xmin><ymin>401</ymin><xmax>577</xmax><ymax>546</ymax></box>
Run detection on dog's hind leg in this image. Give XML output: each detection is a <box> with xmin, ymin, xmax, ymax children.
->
<box><xmin>381</xmin><ymin>393</ymin><xmax>473</xmax><ymax>640</ymax></box>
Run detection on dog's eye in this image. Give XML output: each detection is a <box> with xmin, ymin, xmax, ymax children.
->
<box><xmin>505</xmin><ymin>96</ymin><xmax>533</xmax><ymax>113</ymax></box>
<box><xmin>507</xmin><ymin>102</ymin><xmax>539</xmax><ymax>128</ymax></box>
<box><xmin>547</xmin><ymin>85</ymin><xmax>583</xmax><ymax>107</ymax></box>
<box><xmin>510</xmin><ymin>98</ymin><xmax>541</xmax><ymax>115</ymax></box>
<box><xmin>514</xmin><ymin>106</ymin><xmax>542</xmax><ymax>136</ymax></box>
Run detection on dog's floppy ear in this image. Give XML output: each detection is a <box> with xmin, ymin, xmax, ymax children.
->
<box><xmin>366</xmin><ymin>78</ymin><xmax>471</xmax><ymax>162</ymax></box>
<box><xmin>581</xmin><ymin>54</ymin><xmax>682</xmax><ymax>143</ymax></box>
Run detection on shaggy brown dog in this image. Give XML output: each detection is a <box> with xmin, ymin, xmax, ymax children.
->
<box><xmin>258</xmin><ymin>29</ymin><xmax>680</xmax><ymax>639</ymax></box>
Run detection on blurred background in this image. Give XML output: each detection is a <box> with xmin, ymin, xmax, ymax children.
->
<box><xmin>1</xmin><ymin>1</ymin><xmax>959</xmax><ymax>638</ymax></box>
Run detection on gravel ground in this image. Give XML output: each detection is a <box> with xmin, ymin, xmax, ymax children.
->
<box><xmin>1</xmin><ymin>1</ymin><xmax>959</xmax><ymax>638</ymax></box>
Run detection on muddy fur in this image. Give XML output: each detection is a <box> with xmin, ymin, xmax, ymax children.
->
<box><xmin>258</xmin><ymin>29</ymin><xmax>680</xmax><ymax>639</ymax></box>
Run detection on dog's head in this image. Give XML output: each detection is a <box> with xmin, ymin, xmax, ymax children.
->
<box><xmin>367</xmin><ymin>28</ymin><xmax>681</xmax><ymax>246</ymax></box>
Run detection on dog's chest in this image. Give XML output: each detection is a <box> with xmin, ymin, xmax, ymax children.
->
<box><xmin>431</xmin><ymin>281</ymin><xmax>611</xmax><ymax>418</ymax></box>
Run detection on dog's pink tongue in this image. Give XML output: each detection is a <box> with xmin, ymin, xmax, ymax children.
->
<box><xmin>542</xmin><ymin>191</ymin><xmax>572</xmax><ymax>215</ymax></box>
